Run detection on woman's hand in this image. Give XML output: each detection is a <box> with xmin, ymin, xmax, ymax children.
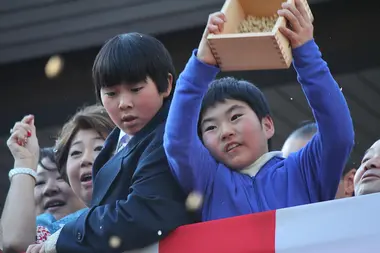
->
<box><xmin>7</xmin><ymin>115</ymin><xmax>40</xmax><ymax>169</ymax></box>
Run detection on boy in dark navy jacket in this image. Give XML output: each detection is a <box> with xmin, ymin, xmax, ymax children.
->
<box><xmin>33</xmin><ymin>33</ymin><xmax>196</xmax><ymax>253</ymax></box>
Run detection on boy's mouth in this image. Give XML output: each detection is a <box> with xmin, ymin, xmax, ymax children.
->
<box><xmin>122</xmin><ymin>115</ymin><xmax>138</xmax><ymax>122</ymax></box>
<box><xmin>224</xmin><ymin>142</ymin><xmax>241</xmax><ymax>152</ymax></box>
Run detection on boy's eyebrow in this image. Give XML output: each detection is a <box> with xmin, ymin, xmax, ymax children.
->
<box><xmin>201</xmin><ymin>117</ymin><xmax>216</xmax><ymax>126</ymax></box>
<box><xmin>201</xmin><ymin>104</ymin><xmax>245</xmax><ymax>127</ymax></box>
<box><xmin>226</xmin><ymin>104</ymin><xmax>245</xmax><ymax>114</ymax></box>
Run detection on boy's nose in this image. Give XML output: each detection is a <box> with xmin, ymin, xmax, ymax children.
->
<box><xmin>220</xmin><ymin>125</ymin><xmax>235</xmax><ymax>141</ymax></box>
<box><xmin>118</xmin><ymin>96</ymin><xmax>133</xmax><ymax>109</ymax></box>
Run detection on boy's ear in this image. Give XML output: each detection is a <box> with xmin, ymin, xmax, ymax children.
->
<box><xmin>262</xmin><ymin>116</ymin><xmax>275</xmax><ymax>140</ymax></box>
<box><xmin>162</xmin><ymin>73</ymin><xmax>173</xmax><ymax>98</ymax></box>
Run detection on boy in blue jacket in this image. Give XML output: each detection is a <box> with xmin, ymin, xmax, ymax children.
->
<box><xmin>164</xmin><ymin>0</ymin><xmax>354</xmax><ymax>221</ymax></box>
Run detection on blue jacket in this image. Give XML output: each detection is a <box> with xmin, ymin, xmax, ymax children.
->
<box><xmin>56</xmin><ymin>101</ymin><xmax>196</xmax><ymax>252</ymax></box>
<box><xmin>164</xmin><ymin>40</ymin><xmax>354</xmax><ymax>221</ymax></box>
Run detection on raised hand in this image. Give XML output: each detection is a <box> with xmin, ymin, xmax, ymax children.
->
<box><xmin>278</xmin><ymin>0</ymin><xmax>313</xmax><ymax>48</ymax></box>
<box><xmin>197</xmin><ymin>12</ymin><xmax>227</xmax><ymax>66</ymax></box>
<box><xmin>7</xmin><ymin>115</ymin><xmax>40</xmax><ymax>169</ymax></box>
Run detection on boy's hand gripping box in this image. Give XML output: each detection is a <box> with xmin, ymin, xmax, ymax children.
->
<box><xmin>207</xmin><ymin>0</ymin><xmax>313</xmax><ymax>71</ymax></box>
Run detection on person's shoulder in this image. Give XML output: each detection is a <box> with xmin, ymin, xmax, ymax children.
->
<box><xmin>147</xmin><ymin>121</ymin><xmax>166</xmax><ymax>144</ymax></box>
<box><xmin>129</xmin><ymin>121</ymin><xmax>165</xmax><ymax>161</ymax></box>
<box><xmin>153</xmin><ymin>120</ymin><xmax>166</xmax><ymax>134</ymax></box>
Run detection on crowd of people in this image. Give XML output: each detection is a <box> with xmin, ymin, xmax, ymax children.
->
<box><xmin>1</xmin><ymin>0</ymin><xmax>378</xmax><ymax>252</ymax></box>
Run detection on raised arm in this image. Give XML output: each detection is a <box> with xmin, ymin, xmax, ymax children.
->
<box><xmin>2</xmin><ymin>115</ymin><xmax>39</xmax><ymax>253</ymax></box>
<box><xmin>164</xmin><ymin>13</ymin><xmax>227</xmax><ymax>194</ymax></box>
<box><xmin>294</xmin><ymin>39</ymin><xmax>353</xmax><ymax>200</ymax></box>
<box><xmin>164</xmin><ymin>51</ymin><xmax>220</xmax><ymax>194</ymax></box>
<box><xmin>279</xmin><ymin>0</ymin><xmax>354</xmax><ymax>200</ymax></box>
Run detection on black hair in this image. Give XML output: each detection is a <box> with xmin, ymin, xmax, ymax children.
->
<box><xmin>342</xmin><ymin>155</ymin><xmax>355</xmax><ymax>177</ymax></box>
<box><xmin>92</xmin><ymin>32</ymin><xmax>176</xmax><ymax>102</ymax></box>
<box><xmin>39</xmin><ymin>147</ymin><xmax>57</xmax><ymax>171</ymax></box>
<box><xmin>198</xmin><ymin>77</ymin><xmax>272</xmax><ymax>149</ymax></box>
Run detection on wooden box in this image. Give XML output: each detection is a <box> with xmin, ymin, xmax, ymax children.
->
<box><xmin>207</xmin><ymin>0</ymin><xmax>313</xmax><ymax>71</ymax></box>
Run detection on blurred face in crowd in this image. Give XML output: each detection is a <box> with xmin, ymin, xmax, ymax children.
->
<box><xmin>354</xmin><ymin>139</ymin><xmax>380</xmax><ymax>196</ymax></box>
<box><xmin>200</xmin><ymin>99</ymin><xmax>274</xmax><ymax>170</ymax></box>
<box><xmin>34</xmin><ymin>157</ymin><xmax>84</xmax><ymax>220</ymax></box>
<box><xmin>281</xmin><ymin>134</ymin><xmax>313</xmax><ymax>158</ymax></box>
<box><xmin>100</xmin><ymin>77</ymin><xmax>172</xmax><ymax>136</ymax></box>
<box><xmin>65</xmin><ymin>129</ymin><xmax>106</xmax><ymax>206</ymax></box>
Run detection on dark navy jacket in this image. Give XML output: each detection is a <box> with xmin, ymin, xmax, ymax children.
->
<box><xmin>56</xmin><ymin>101</ymin><xmax>196</xmax><ymax>252</ymax></box>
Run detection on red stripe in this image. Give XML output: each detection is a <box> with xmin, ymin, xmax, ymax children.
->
<box><xmin>159</xmin><ymin>210</ymin><xmax>276</xmax><ymax>253</ymax></box>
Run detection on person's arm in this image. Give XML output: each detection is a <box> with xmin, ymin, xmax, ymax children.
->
<box><xmin>1</xmin><ymin>175</ymin><xmax>37</xmax><ymax>253</ymax></box>
<box><xmin>2</xmin><ymin>116</ymin><xmax>39</xmax><ymax>253</ymax></box>
<box><xmin>164</xmin><ymin>49</ymin><xmax>220</xmax><ymax>194</ymax></box>
<box><xmin>292</xmin><ymin>40</ymin><xmax>354</xmax><ymax>201</ymax></box>
<box><xmin>277</xmin><ymin>0</ymin><xmax>354</xmax><ymax>201</ymax></box>
<box><xmin>43</xmin><ymin>145</ymin><xmax>191</xmax><ymax>253</ymax></box>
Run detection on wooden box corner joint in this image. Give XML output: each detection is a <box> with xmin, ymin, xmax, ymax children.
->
<box><xmin>207</xmin><ymin>0</ymin><xmax>313</xmax><ymax>71</ymax></box>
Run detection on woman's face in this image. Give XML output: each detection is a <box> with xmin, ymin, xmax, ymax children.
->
<box><xmin>34</xmin><ymin>157</ymin><xmax>85</xmax><ymax>220</ymax></box>
<box><xmin>65</xmin><ymin>129</ymin><xmax>105</xmax><ymax>206</ymax></box>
